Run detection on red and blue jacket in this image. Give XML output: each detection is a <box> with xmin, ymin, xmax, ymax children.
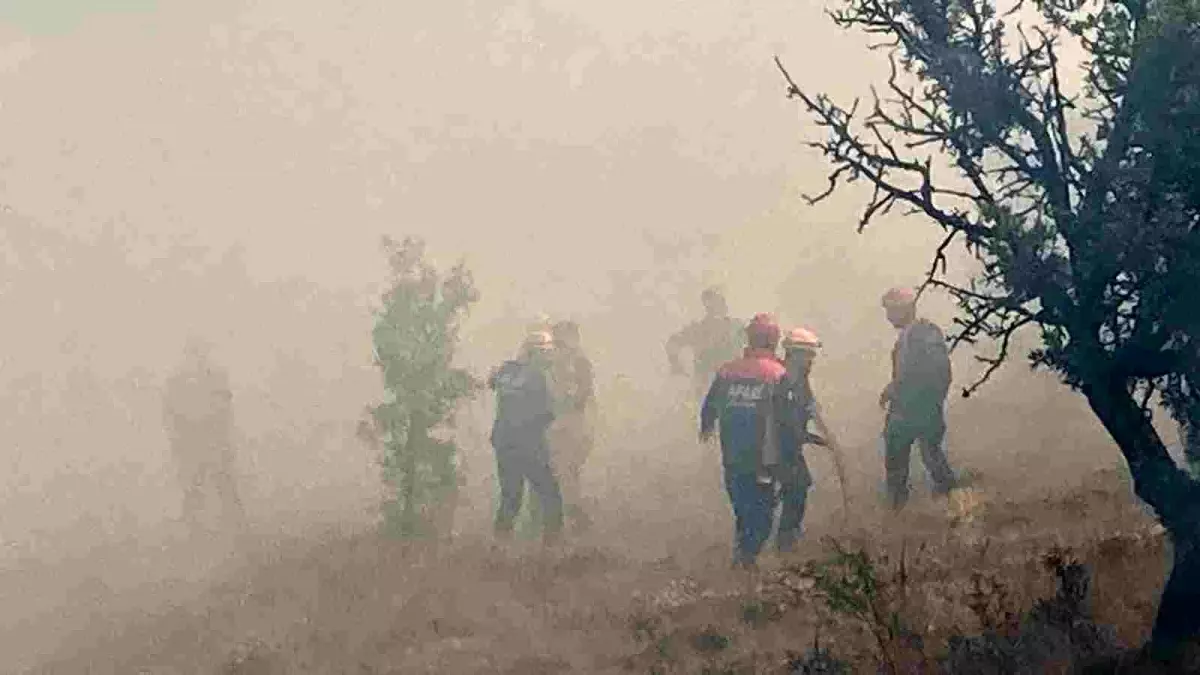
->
<box><xmin>700</xmin><ymin>348</ymin><xmax>787</xmax><ymax>474</ymax></box>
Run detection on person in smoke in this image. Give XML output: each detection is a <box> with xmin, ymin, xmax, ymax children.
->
<box><xmin>547</xmin><ymin>319</ymin><xmax>597</xmax><ymax>532</ymax></box>
<box><xmin>161</xmin><ymin>336</ymin><xmax>246</xmax><ymax>533</ymax></box>
<box><xmin>879</xmin><ymin>287</ymin><xmax>958</xmax><ymax>510</ymax></box>
<box><xmin>667</xmin><ymin>287</ymin><xmax>745</xmax><ymax>402</ymax></box>
<box><xmin>700</xmin><ymin>313</ymin><xmax>787</xmax><ymax>568</ymax></box>
<box><xmin>771</xmin><ymin>327</ymin><xmax>829</xmax><ymax>552</ymax></box>
<box><xmin>488</xmin><ymin>330</ymin><xmax>564</xmax><ymax>543</ymax></box>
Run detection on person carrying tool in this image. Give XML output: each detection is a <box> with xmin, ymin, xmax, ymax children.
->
<box><xmin>488</xmin><ymin>330</ymin><xmax>564</xmax><ymax>543</ymax></box>
<box><xmin>547</xmin><ymin>319</ymin><xmax>597</xmax><ymax>532</ymax></box>
<box><xmin>667</xmin><ymin>287</ymin><xmax>745</xmax><ymax>402</ymax></box>
<box><xmin>700</xmin><ymin>313</ymin><xmax>787</xmax><ymax>568</ymax></box>
<box><xmin>879</xmin><ymin>287</ymin><xmax>958</xmax><ymax>510</ymax></box>
<box><xmin>772</xmin><ymin>327</ymin><xmax>829</xmax><ymax>552</ymax></box>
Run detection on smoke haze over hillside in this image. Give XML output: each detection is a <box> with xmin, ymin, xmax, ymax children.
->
<box><xmin>0</xmin><ymin>3</ymin><xmax>1152</xmax><ymax>669</ymax></box>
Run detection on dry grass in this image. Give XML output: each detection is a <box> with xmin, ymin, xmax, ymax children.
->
<box><xmin>22</xmin><ymin>458</ymin><xmax>1176</xmax><ymax>675</ymax></box>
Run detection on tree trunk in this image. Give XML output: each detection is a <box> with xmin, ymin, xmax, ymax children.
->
<box><xmin>400</xmin><ymin>418</ymin><xmax>427</xmax><ymax>535</ymax></box>
<box><xmin>1082</xmin><ymin>378</ymin><xmax>1200</xmax><ymax>658</ymax></box>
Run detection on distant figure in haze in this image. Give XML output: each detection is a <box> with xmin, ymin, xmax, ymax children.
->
<box><xmin>547</xmin><ymin>319</ymin><xmax>597</xmax><ymax>532</ymax></box>
<box><xmin>488</xmin><ymin>330</ymin><xmax>564</xmax><ymax>543</ymax></box>
<box><xmin>161</xmin><ymin>337</ymin><xmax>246</xmax><ymax>533</ymax></box>
<box><xmin>878</xmin><ymin>287</ymin><xmax>958</xmax><ymax>510</ymax></box>
<box><xmin>666</xmin><ymin>287</ymin><xmax>745</xmax><ymax>402</ymax></box>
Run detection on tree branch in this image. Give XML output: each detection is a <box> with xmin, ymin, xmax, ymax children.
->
<box><xmin>961</xmin><ymin>315</ymin><xmax>1037</xmax><ymax>398</ymax></box>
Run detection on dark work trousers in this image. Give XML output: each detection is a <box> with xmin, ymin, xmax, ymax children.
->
<box><xmin>774</xmin><ymin>466</ymin><xmax>812</xmax><ymax>552</ymax></box>
<box><xmin>492</xmin><ymin>434</ymin><xmax>564</xmax><ymax>538</ymax></box>
<box><xmin>724</xmin><ymin>469</ymin><xmax>776</xmax><ymax>566</ymax></box>
<box><xmin>884</xmin><ymin>403</ymin><xmax>957</xmax><ymax>510</ymax></box>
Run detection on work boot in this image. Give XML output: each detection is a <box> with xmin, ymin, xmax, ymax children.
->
<box><xmin>777</xmin><ymin>528</ymin><xmax>802</xmax><ymax>553</ymax></box>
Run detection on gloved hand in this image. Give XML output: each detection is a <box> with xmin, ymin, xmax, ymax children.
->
<box><xmin>699</xmin><ymin>429</ymin><xmax>715</xmax><ymax>444</ymax></box>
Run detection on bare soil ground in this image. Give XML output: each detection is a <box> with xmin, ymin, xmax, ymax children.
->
<box><xmin>9</xmin><ymin>408</ymin><xmax>1171</xmax><ymax>675</ymax></box>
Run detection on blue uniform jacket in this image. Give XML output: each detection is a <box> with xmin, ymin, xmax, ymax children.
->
<box><xmin>700</xmin><ymin>348</ymin><xmax>787</xmax><ymax>474</ymax></box>
<box><xmin>776</xmin><ymin>372</ymin><xmax>823</xmax><ymax>486</ymax></box>
<box><xmin>489</xmin><ymin>359</ymin><xmax>556</xmax><ymax>450</ymax></box>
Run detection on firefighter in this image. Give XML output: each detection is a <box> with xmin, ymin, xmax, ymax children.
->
<box><xmin>547</xmin><ymin>319</ymin><xmax>597</xmax><ymax>532</ymax></box>
<box><xmin>879</xmin><ymin>287</ymin><xmax>958</xmax><ymax>510</ymax></box>
<box><xmin>700</xmin><ymin>313</ymin><xmax>787</xmax><ymax>568</ymax></box>
<box><xmin>488</xmin><ymin>330</ymin><xmax>564</xmax><ymax>542</ymax></box>
<box><xmin>773</xmin><ymin>327</ymin><xmax>828</xmax><ymax>552</ymax></box>
<box><xmin>161</xmin><ymin>337</ymin><xmax>246</xmax><ymax>533</ymax></box>
<box><xmin>667</xmin><ymin>287</ymin><xmax>745</xmax><ymax>402</ymax></box>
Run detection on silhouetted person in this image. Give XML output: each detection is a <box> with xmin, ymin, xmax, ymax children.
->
<box><xmin>161</xmin><ymin>337</ymin><xmax>246</xmax><ymax>533</ymax></box>
<box><xmin>547</xmin><ymin>320</ymin><xmax>596</xmax><ymax>532</ymax></box>
<box><xmin>667</xmin><ymin>287</ymin><xmax>745</xmax><ymax>402</ymax></box>
<box><xmin>489</xmin><ymin>330</ymin><xmax>564</xmax><ymax>543</ymax></box>
<box><xmin>879</xmin><ymin>287</ymin><xmax>957</xmax><ymax>510</ymax></box>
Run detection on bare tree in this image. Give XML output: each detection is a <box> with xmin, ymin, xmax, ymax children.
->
<box><xmin>776</xmin><ymin>0</ymin><xmax>1200</xmax><ymax>654</ymax></box>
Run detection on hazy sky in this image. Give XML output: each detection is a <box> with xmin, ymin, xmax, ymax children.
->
<box><xmin>0</xmin><ymin>0</ymin><xmax>983</xmax><ymax>544</ymax></box>
<box><xmin>0</xmin><ymin>0</ymin><xmax>925</xmax><ymax>289</ymax></box>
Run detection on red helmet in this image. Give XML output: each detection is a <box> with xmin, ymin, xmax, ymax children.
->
<box><xmin>746</xmin><ymin>313</ymin><xmax>781</xmax><ymax>349</ymax></box>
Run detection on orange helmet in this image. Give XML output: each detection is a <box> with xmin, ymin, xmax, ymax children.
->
<box><xmin>881</xmin><ymin>286</ymin><xmax>918</xmax><ymax>309</ymax></box>
<box><xmin>746</xmin><ymin>313</ymin><xmax>781</xmax><ymax>349</ymax></box>
<box><xmin>783</xmin><ymin>327</ymin><xmax>821</xmax><ymax>352</ymax></box>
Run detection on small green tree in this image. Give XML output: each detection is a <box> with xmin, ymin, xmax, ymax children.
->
<box><xmin>368</xmin><ymin>235</ymin><xmax>480</xmax><ymax>538</ymax></box>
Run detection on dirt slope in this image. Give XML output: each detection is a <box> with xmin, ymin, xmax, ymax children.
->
<box><xmin>21</xmin><ymin>434</ymin><xmax>1168</xmax><ymax>675</ymax></box>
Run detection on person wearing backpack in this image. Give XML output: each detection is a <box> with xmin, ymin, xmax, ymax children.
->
<box><xmin>879</xmin><ymin>287</ymin><xmax>958</xmax><ymax>510</ymax></box>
